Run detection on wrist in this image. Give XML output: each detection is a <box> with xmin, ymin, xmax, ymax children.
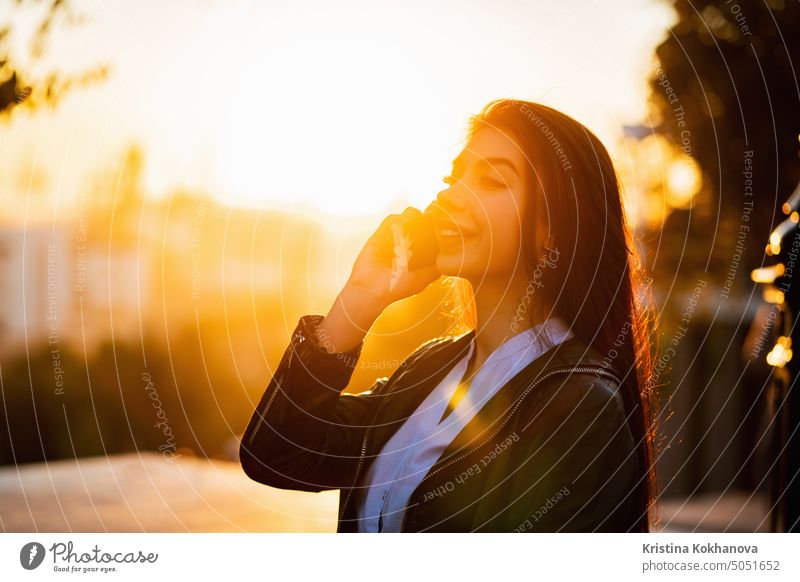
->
<box><xmin>312</xmin><ymin>283</ymin><xmax>386</xmax><ymax>355</ymax></box>
<box><xmin>340</xmin><ymin>281</ymin><xmax>389</xmax><ymax>324</ymax></box>
<box><xmin>293</xmin><ymin>314</ymin><xmax>362</xmax><ymax>370</ymax></box>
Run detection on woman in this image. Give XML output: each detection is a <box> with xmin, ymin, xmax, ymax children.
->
<box><xmin>240</xmin><ymin>99</ymin><xmax>658</xmax><ymax>532</ymax></box>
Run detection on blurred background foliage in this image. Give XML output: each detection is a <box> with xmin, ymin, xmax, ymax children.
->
<box><xmin>0</xmin><ymin>0</ymin><xmax>107</xmax><ymax>116</ymax></box>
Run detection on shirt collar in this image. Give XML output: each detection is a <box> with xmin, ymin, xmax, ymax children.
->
<box><xmin>464</xmin><ymin>316</ymin><xmax>574</xmax><ymax>368</ymax></box>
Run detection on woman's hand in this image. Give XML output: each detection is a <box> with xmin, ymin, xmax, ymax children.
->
<box><xmin>313</xmin><ymin>207</ymin><xmax>442</xmax><ymax>355</ymax></box>
<box><xmin>346</xmin><ymin>206</ymin><xmax>442</xmax><ymax>308</ymax></box>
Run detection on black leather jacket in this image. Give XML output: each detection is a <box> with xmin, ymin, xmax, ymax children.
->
<box><xmin>239</xmin><ymin>314</ymin><xmax>640</xmax><ymax>532</ymax></box>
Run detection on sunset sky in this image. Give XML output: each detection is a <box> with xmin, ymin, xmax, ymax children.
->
<box><xmin>1</xmin><ymin>0</ymin><xmax>674</xmax><ymax>220</ymax></box>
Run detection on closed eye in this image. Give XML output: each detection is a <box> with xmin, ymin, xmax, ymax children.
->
<box><xmin>481</xmin><ymin>175</ymin><xmax>505</xmax><ymax>188</ymax></box>
<box><xmin>443</xmin><ymin>172</ymin><xmax>506</xmax><ymax>189</ymax></box>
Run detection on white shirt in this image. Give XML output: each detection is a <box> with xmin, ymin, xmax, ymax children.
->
<box><xmin>356</xmin><ymin>317</ymin><xmax>574</xmax><ymax>532</ymax></box>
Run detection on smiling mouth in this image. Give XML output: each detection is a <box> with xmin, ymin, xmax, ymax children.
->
<box><xmin>438</xmin><ymin>227</ymin><xmax>479</xmax><ymax>245</ymax></box>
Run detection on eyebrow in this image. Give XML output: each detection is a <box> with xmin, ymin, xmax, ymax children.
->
<box><xmin>452</xmin><ymin>155</ymin><xmax>521</xmax><ymax>177</ymax></box>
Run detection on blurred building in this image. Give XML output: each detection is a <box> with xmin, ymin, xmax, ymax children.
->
<box><xmin>0</xmin><ymin>191</ymin><xmax>330</xmax><ymax>359</ymax></box>
<box><xmin>0</xmin><ymin>223</ymin><xmax>74</xmax><ymax>354</ymax></box>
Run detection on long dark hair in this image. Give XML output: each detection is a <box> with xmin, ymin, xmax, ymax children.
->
<box><xmin>445</xmin><ymin>99</ymin><xmax>658</xmax><ymax>532</ymax></box>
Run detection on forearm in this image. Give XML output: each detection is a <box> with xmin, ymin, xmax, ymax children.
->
<box><xmin>239</xmin><ymin>313</ymin><xmax>366</xmax><ymax>490</ymax></box>
<box><xmin>313</xmin><ymin>282</ymin><xmax>388</xmax><ymax>354</ymax></box>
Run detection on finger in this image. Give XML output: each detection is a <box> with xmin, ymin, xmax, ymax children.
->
<box><xmin>371</xmin><ymin>213</ymin><xmax>401</xmax><ymax>243</ymax></box>
<box><xmin>366</xmin><ymin>213</ymin><xmax>405</xmax><ymax>262</ymax></box>
<box><xmin>379</xmin><ymin>212</ymin><xmax>402</xmax><ymax>227</ymax></box>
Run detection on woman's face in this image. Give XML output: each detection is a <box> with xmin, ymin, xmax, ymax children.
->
<box><xmin>427</xmin><ymin>125</ymin><xmax>536</xmax><ymax>285</ymax></box>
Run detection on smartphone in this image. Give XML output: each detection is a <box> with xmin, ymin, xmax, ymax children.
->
<box><xmin>391</xmin><ymin>213</ymin><xmax>440</xmax><ymax>272</ymax></box>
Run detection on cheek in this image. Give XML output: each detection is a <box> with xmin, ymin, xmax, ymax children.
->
<box><xmin>483</xmin><ymin>205</ymin><xmax>523</xmax><ymax>261</ymax></box>
<box><xmin>483</xmin><ymin>227</ymin><xmax>522</xmax><ymax>270</ymax></box>
<box><xmin>464</xmin><ymin>212</ymin><xmax>522</xmax><ymax>276</ymax></box>
<box><xmin>434</xmin><ymin>195</ymin><xmax>524</xmax><ymax>278</ymax></box>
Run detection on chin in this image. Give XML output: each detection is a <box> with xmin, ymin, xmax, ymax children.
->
<box><xmin>435</xmin><ymin>252</ymin><xmax>480</xmax><ymax>281</ymax></box>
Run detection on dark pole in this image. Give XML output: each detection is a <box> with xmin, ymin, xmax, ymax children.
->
<box><xmin>752</xmin><ymin>180</ymin><xmax>800</xmax><ymax>532</ymax></box>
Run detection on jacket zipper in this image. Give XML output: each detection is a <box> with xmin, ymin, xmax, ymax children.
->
<box><xmin>338</xmin><ymin>345</ymin><xmax>444</xmax><ymax>527</ymax></box>
<box><xmin>337</xmin><ymin>395</ymin><xmax>387</xmax><ymax>528</ymax></box>
<box><xmin>249</xmin><ymin>333</ymin><xmax>389</xmax><ymax>528</ymax></box>
<box><xmin>398</xmin><ymin>364</ymin><xmax>621</xmax><ymax>532</ymax></box>
<box><xmin>247</xmin><ymin>343</ymin><xmax>293</xmax><ymax>446</ymax></box>
<box><xmin>339</xmin><ymin>342</ymin><xmax>459</xmax><ymax>528</ymax></box>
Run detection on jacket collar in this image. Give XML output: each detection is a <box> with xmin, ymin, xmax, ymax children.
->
<box><xmin>438</xmin><ymin>331</ymin><xmax>614</xmax><ymax>457</ymax></box>
<box><xmin>375</xmin><ymin>328</ymin><xmax>617</xmax><ymax>462</ymax></box>
<box><xmin>376</xmin><ymin>329</ymin><xmax>475</xmax><ymax>440</ymax></box>
<box><xmin>378</xmin><ymin>329</ymin><xmax>476</xmax><ymax>425</ymax></box>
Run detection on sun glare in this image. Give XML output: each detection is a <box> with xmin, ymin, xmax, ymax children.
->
<box><xmin>0</xmin><ymin>0</ymin><xmax>673</xmax><ymax>224</ymax></box>
<box><xmin>208</xmin><ymin>4</ymin><xmax>468</xmax><ymax>217</ymax></box>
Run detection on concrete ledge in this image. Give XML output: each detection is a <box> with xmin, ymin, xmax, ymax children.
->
<box><xmin>0</xmin><ymin>452</ymin><xmax>338</xmax><ymax>532</ymax></box>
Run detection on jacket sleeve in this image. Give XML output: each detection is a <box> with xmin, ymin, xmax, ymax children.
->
<box><xmin>504</xmin><ymin>374</ymin><xmax>640</xmax><ymax>532</ymax></box>
<box><xmin>239</xmin><ymin>314</ymin><xmax>392</xmax><ymax>492</ymax></box>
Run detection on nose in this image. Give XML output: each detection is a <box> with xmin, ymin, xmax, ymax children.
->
<box><xmin>434</xmin><ymin>185</ymin><xmax>467</xmax><ymax>216</ymax></box>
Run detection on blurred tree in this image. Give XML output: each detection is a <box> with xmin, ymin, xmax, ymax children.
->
<box><xmin>0</xmin><ymin>0</ymin><xmax>107</xmax><ymax>118</ymax></box>
<box><xmin>648</xmin><ymin>0</ymin><xmax>800</xmax><ymax>280</ymax></box>
<box><xmin>645</xmin><ymin>0</ymin><xmax>800</xmax><ymax>504</ymax></box>
<box><xmin>0</xmin><ymin>316</ymin><xmax>280</xmax><ymax>465</ymax></box>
